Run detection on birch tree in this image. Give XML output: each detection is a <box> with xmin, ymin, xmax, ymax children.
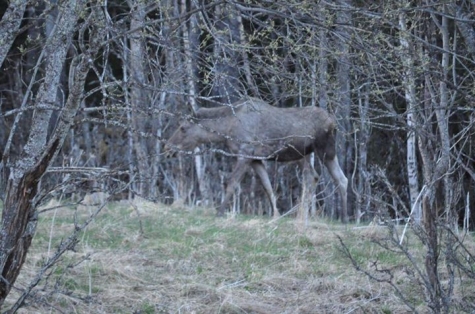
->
<box><xmin>334</xmin><ymin>0</ymin><xmax>352</xmax><ymax>223</ymax></box>
<box><xmin>418</xmin><ymin>6</ymin><xmax>455</xmax><ymax>310</ymax></box>
<box><xmin>0</xmin><ymin>0</ymin><xmax>105</xmax><ymax>307</ymax></box>
<box><xmin>398</xmin><ymin>6</ymin><xmax>422</xmax><ymax>223</ymax></box>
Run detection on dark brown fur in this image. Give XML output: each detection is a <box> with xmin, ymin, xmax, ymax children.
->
<box><xmin>166</xmin><ymin>98</ymin><xmax>348</xmax><ymax>221</ymax></box>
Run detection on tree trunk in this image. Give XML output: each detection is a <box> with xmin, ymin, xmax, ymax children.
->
<box><xmin>398</xmin><ymin>8</ymin><xmax>422</xmax><ymax>224</ymax></box>
<box><xmin>212</xmin><ymin>3</ymin><xmax>241</xmax><ymax>104</ymax></box>
<box><xmin>355</xmin><ymin>85</ymin><xmax>371</xmax><ymax>223</ymax></box>
<box><xmin>0</xmin><ymin>0</ymin><xmax>27</xmax><ymax>66</ymax></box>
<box><xmin>298</xmin><ymin>157</ymin><xmax>318</xmax><ymax>225</ymax></box>
<box><xmin>237</xmin><ymin>12</ymin><xmax>259</xmax><ymax>98</ymax></box>
<box><xmin>316</xmin><ymin>4</ymin><xmax>334</xmax><ymax>219</ymax></box>
<box><xmin>420</xmin><ymin>10</ymin><xmax>452</xmax><ymax>311</ymax></box>
<box><xmin>335</xmin><ymin>0</ymin><xmax>352</xmax><ymax>223</ymax></box>
<box><xmin>128</xmin><ymin>1</ymin><xmax>152</xmax><ymax>198</ymax></box>
<box><xmin>422</xmin><ymin>195</ymin><xmax>441</xmax><ymax>313</ymax></box>
<box><xmin>0</xmin><ymin>0</ymin><xmax>102</xmax><ymax>306</ymax></box>
<box><xmin>182</xmin><ymin>0</ymin><xmax>212</xmax><ymax>205</ymax></box>
<box><xmin>449</xmin><ymin>3</ymin><xmax>475</xmax><ymax>57</ymax></box>
<box><xmin>432</xmin><ymin>9</ymin><xmax>452</xmax><ymax>221</ymax></box>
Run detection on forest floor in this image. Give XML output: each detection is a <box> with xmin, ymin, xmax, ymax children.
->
<box><xmin>4</xmin><ymin>198</ymin><xmax>474</xmax><ymax>313</ymax></box>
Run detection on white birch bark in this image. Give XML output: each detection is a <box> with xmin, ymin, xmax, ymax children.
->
<box><xmin>316</xmin><ymin>5</ymin><xmax>333</xmax><ymax>219</ymax></box>
<box><xmin>355</xmin><ymin>85</ymin><xmax>371</xmax><ymax>224</ymax></box>
<box><xmin>335</xmin><ymin>0</ymin><xmax>352</xmax><ymax>223</ymax></box>
<box><xmin>398</xmin><ymin>10</ymin><xmax>422</xmax><ymax>224</ymax></box>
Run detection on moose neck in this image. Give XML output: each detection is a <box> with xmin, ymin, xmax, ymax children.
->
<box><xmin>194</xmin><ymin>117</ymin><xmax>232</xmax><ymax>145</ymax></box>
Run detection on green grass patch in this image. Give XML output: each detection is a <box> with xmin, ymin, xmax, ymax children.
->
<box><xmin>2</xmin><ymin>198</ymin><xmax>474</xmax><ymax>313</ymax></box>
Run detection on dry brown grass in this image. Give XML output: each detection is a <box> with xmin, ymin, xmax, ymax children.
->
<box><xmin>3</xmin><ymin>199</ymin><xmax>473</xmax><ymax>313</ymax></box>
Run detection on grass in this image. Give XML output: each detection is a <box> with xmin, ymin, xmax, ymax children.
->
<box><xmin>2</xmin><ymin>198</ymin><xmax>474</xmax><ymax>313</ymax></box>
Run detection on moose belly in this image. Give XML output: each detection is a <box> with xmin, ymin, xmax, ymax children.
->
<box><xmin>253</xmin><ymin>142</ymin><xmax>314</xmax><ymax>162</ymax></box>
<box><xmin>272</xmin><ymin>148</ymin><xmax>314</xmax><ymax>162</ymax></box>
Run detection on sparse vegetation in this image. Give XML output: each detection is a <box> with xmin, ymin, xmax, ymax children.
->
<box><xmin>4</xmin><ymin>199</ymin><xmax>474</xmax><ymax>313</ymax></box>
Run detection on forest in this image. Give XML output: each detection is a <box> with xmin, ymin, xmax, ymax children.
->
<box><xmin>0</xmin><ymin>0</ymin><xmax>475</xmax><ymax>311</ymax></box>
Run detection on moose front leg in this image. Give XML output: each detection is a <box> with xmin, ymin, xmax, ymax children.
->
<box><xmin>217</xmin><ymin>158</ymin><xmax>250</xmax><ymax>217</ymax></box>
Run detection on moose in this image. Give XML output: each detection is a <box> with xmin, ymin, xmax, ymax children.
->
<box><xmin>165</xmin><ymin>97</ymin><xmax>348</xmax><ymax>222</ymax></box>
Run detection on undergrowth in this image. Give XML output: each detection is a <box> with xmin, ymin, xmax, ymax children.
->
<box><xmin>3</xmin><ymin>198</ymin><xmax>473</xmax><ymax>313</ymax></box>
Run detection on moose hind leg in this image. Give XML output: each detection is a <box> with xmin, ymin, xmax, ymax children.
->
<box><xmin>251</xmin><ymin>161</ymin><xmax>279</xmax><ymax>218</ymax></box>
<box><xmin>324</xmin><ymin>156</ymin><xmax>348</xmax><ymax>223</ymax></box>
<box><xmin>218</xmin><ymin>158</ymin><xmax>250</xmax><ymax>216</ymax></box>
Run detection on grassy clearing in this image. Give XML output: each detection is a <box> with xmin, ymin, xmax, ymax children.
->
<box><xmin>3</xmin><ymin>199</ymin><xmax>474</xmax><ymax>313</ymax></box>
